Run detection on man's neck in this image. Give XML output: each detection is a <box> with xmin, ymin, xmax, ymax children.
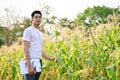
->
<box><xmin>33</xmin><ymin>24</ymin><xmax>39</xmax><ymax>29</ymax></box>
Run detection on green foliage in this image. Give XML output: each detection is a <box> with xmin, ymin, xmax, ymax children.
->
<box><xmin>99</xmin><ymin>28</ymin><xmax>120</xmax><ymax>50</ymax></box>
<box><xmin>75</xmin><ymin>6</ymin><xmax>120</xmax><ymax>27</ymax></box>
<box><xmin>0</xmin><ymin>8</ymin><xmax>24</xmax><ymax>45</ymax></box>
<box><xmin>106</xmin><ymin>64</ymin><xmax>116</xmax><ymax>79</ymax></box>
<box><xmin>54</xmin><ymin>30</ymin><xmax>60</xmax><ymax>37</ymax></box>
<box><xmin>58</xmin><ymin>17</ymin><xmax>75</xmax><ymax>29</ymax></box>
<box><xmin>0</xmin><ymin>16</ymin><xmax>32</xmax><ymax>45</ymax></box>
<box><xmin>0</xmin><ymin>48</ymin><xmax>23</xmax><ymax>80</ymax></box>
<box><xmin>0</xmin><ymin>27</ymin><xmax>4</xmax><ymax>35</ymax></box>
<box><xmin>0</xmin><ymin>37</ymin><xmax>4</xmax><ymax>46</ymax></box>
<box><xmin>22</xmin><ymin>17</ymin><xmax>32</xmax><ymax>28</ymax></box>
<box><xmin>1</xmin><ymin>27</ymin><xmax>120</xmax><ymax>79</ymax></box>
<box><xmin>40</xmin><ymin>4</ymin><xmax>58</xmax><ymax>26</ymax></box>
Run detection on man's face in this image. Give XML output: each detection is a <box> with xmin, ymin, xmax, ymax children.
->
<box><xmin>32</xmin><ymin>13</ymin><xmax>42</xmax><ymax>25</ymax></box>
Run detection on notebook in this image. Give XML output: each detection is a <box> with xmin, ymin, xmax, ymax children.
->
<box><xmin>19</xmin><ymin>58</ymin><xmax>41</xmax><ymax>74</ymax></box>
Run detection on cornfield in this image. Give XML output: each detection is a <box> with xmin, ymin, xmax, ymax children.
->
<box><xmin>0</xmin><ymin>24</ymin><xmax>120</xmax><ymax>80</ymax></box>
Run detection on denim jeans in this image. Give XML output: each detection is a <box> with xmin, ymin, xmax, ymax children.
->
<box><xmin>25</xmin><ymin>72</ymin><xmax>41</xmax><ymax>80</ymax></box>
<box><xmin>25</xmin><ymin>59</ymin><xmax>42</xmax><ymax>80</ymax></box>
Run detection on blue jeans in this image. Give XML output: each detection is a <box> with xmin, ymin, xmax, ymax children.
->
<box><xmin>25</xmin><ymin>72</ymin><xmax>41</xmax><ymax>80</ymax></box>
<box><xmin>25</xmin><ymin>59</ymin><xmax>42</xmax><ymax>80</ymax></box>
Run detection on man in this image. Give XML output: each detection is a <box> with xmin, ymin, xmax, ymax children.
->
<box><xmin>23</xmin><ymin>10</ymin><xmax>55</xmax><ymax>80</ymax></box>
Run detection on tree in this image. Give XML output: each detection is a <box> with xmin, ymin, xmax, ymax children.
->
<box><xmin>39</xmin><ymin>3</ymin><xmax>59</xmax><ymax>32</ymax></box>
<box><xmin>75</xmin><ymin>6</ymin><xmax>120</xmax><ymax>27</ymax></box>
<box><xmin>58</xmin><ymin>17</ymin><xmax>75</xmax><ymax>29</ymax></box>
<box><xmin>22</xmin><ymin>17</ymin><xmax>32</xmax><ymax>28</ymax></box>
<box><xmin>0</xmin><ymin>37</ymin><xmax>4</xmax><ymax>46</ymax></box>
<box><xmin>107</xmin><ymin>7</ymin><xmax>120</xmax><ymax>27</ymax></box>
<box><xmin>0</xmin><ymin>8</ymin><xmax>21</xmax><ymax>45</ymax></box>
<box><xmin>40</xmin><ymin>3</ymin><xmax>56</xmax><ymax>24</ymax></box>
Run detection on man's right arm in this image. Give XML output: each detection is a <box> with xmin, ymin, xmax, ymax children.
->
<box><xmin>24</xmin><ymin>41</ymin><xmax>36</xmax><ymax>75</ymax></box>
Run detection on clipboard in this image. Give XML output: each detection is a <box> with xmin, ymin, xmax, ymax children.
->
<box><xmin>19</xmin><ymin>58</ymin><xmax>41</xmax><ymax>74</ymax></box>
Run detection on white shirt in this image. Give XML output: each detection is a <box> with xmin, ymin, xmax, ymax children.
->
<box><xmin>23</xmin><ymin>26</ymin><xmax>43</xmax><ymax>59</ymax></box>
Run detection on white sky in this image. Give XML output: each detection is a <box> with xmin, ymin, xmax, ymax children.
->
<box><xmin>0</xmin><ymin>0</ymin><xmax>120</xmax><ymax>19</ymax></box>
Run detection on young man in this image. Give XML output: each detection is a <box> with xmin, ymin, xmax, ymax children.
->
<box><xmin>23</xmin><ymin>10</ymin><xmax>55</xmax><ymax>80</ymax></box>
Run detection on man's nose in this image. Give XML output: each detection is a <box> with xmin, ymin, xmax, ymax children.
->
<box><xmin>37</xmin><ymin>17</ymin><xmax>39</xmax><ymax>19</ymax></box>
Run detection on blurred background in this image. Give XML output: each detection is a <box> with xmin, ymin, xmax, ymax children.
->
<box><xmin>0</xmin><ymin>0</ymin><xmax>120</xmax><ymax>45</ymax></box>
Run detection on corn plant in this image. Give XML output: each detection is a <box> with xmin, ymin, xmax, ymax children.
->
<box><xmin>0</xmin><ymin>26</ymin><xmax>120</xmax><ymax>80</ymax></box>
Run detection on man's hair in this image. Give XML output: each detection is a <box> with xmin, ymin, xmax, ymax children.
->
<box><xmin>31</xmin><ymin>10</ymin><xmax>42</xmax><ymax>18</ymax></box>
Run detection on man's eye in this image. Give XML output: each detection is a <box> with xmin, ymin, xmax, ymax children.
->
<box><xmin>35</xmin><ymin>16</ymin><xmax>41</xmax><ymax>19</ymax></box>
<box><xmin>35</xmin><ymin>16</ymin><xmax>38</xmax><ymax>18</ymax></box>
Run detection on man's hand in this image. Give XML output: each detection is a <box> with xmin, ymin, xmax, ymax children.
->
<box><xmin>28</xmin><ymin>65</ymin><xmax>36</xmax><ymax>75</ymax></box>
<box><xmin>42</xmin><ymin>51</ymin><xmax>58</xmax><ymax>63</ymax></box>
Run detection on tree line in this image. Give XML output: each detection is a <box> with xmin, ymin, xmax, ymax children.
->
<box><xmin>0</xmin><ymin>5</ymin><xmax>120</xmax><ymax>46</ymax></box>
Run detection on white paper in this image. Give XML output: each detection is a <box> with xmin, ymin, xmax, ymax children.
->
<box><xmin>19</xmin><ymin>58</ymin><xmax>41</xmax><ymax>74</ymax></box>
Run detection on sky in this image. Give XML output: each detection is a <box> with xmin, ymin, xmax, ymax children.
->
<box><xmin>0</xmin><ymin>0</ymin><xmax>120</xmax><ymax>19</ymax></box>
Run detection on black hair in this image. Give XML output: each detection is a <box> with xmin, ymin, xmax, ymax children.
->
<box><xmin>31</xmin><ymin>10</ymin><xmax>42</xmax><ymax>18</ymax></box>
